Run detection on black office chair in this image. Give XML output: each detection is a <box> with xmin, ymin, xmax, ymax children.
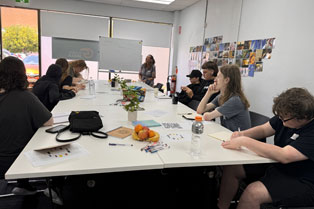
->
<box><xmin>249</xmin><ymin>111</ymin><xmax>270</xmax><ymax>142</ymax></box>
<box><xmin>187</xmin><ymin>100</ymin><xmax>200</xmax><ymax>111</ymax></box>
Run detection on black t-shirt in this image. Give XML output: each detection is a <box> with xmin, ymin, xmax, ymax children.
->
<box><xmin>193</xmin><ymin>79</ymin><xmax>219</xmax><ymax>102</ymax></box>
<box><xmin>178</xmin><ymin>83</ymin><xmax>201</xmax><ymax>105</ymax></box>
<box><xmin>0</xmin><ymin>90</ymin><xmax>52</xmax><ymax>157</ymax></box>
<box><xmin>60</xmin><ymin>76</ymin><xmax>73</xmax><ymax>89</ymax></box>
<box><xmin>270</xmin><ymin>116</ymin><xmax>314</xmax><ymax>183</ymax></box>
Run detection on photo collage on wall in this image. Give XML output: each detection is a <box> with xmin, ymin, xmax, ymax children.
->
<box><xmin>188</xmin><ymin>36</ymin><xmax>276</xmax><ymax>77</ymax></box>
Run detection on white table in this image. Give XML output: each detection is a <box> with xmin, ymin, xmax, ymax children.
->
<box><xmin>5</xmin><ymin>80</ymin><xmax>274</xmax><ymax>180</ymax></box>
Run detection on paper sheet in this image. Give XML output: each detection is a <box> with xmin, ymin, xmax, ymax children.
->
<box><xmin>161</xmin><ymin>132</ymin><xmax>191</xmax><ymax>142</ymax></box>
<box><xmin>145</xmin><ymin>110</ymin><xmax>168</xmax><ymax>117</ymax></box>
<box><xmin>208</xmin><ymin>131</ymin><xmax>232</xmax><ymax>141</ymax></box>
<box><xmin>53</xmin><ymin>112</ymin><xmax>70</xmax><ymax>124</ymax></box>
<box><xmin>25</xmin><ymin>143</ymin><xmax>88</xmax><ymax>167</ymax></box>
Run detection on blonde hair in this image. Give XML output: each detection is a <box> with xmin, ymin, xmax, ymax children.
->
<box><xmin>219</xmin><ymin>64</ymin><xmax>250</xmax><ymax>109</ymax></box>
<box><xmin>68</xmin><ymin>60</ymin><xmax>87</xmax><ymax>69</ymax></box>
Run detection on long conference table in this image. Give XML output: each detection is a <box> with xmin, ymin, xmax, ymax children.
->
<box><xmin>5</xmin><ymin>80</ymin><xmax>274</xmax><ymax>180</ymax></box>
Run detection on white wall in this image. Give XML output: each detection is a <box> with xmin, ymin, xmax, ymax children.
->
<box><xmin>175</xmin><ymin>0</ymin><xmax>314</xmax><ymax>118</ymax></box>
<box><xmin>239</xmin><ymin>0</ymin><xmax>314</xmax><ymax>117</ymax></box>
<box><xmin>175</xmin><ymin>0</ymin><xmax>207</xmax><ymax>91</ymax></box>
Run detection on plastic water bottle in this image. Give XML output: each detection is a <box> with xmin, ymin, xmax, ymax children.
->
<box><xmin>190</xmin><ymin>116</ymin><xmax>204</xmax><ymax>157</ymax></box>
<box><xmin>89</xmin><ymin>77</ymin><xmax>95</xmax><ymax>95</ymax></box>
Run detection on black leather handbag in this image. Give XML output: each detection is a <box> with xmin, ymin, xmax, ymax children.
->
<box><xmin>56</xmin><ymin>111</ymin><xmax>108</xmax><ymax>142</ymax></box>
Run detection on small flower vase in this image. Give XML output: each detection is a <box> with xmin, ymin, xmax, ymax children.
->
<box><xmin>128</xmin><ymin>111</ymin><xmax>137</xmax><ymax>122</ymax></box>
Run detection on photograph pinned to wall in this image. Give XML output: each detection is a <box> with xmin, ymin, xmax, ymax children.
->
<box><xmin>229</xmin><ymin>50</ymin><xmax>235</xmax><ymax>59</ymax></box>
<box><xmin>242</xmin><ymin>59</ymin><xmax>249</xmax><ymax>67</ymax></box>
<box><xmin>223</xmin><ymin>51</ymin><xmax>229</xmax><ymax>58</ymax></box>
<box><xmin>265</xmin><ymin>38</ymin><xmax>276</xmax><ymax>49</ymax></box>
<box><xmin>236</xmin><ymin>50</ymin><xmax>242</xmax><ymax>59</ymax></box>
<box><xmin>262</xmin><ymin>48</ymin><xmax>272</xmax><ymax>59</ymax></box>
<box><xmin>242</xmin><ymin>50</ymin><xmax>250</xmax><ymax>59</ymax></box>
<box><xmin>255</xmin><ymin>62</ymin><xmax>263</xmax><ymax>72</ymax></box>
<box><xmin>213</xmin><ymin>51</ymin><xmax>218</xmax><ymax>58</ymax></box>
<box><xmin>212</xmin><ymin>35</ymin><xmax>223</xmax><ymax>44</ymax></box>
<box><xmin>209</xmin><ymin>44</ymin><xmax>216</xmax><ymax>51</ymax></box>
<box><xmin>204</xmin><ymin>38</ymin><xmax>211</xmax><ymax>45</ymax></box>
<box><xmin>218</xmin><ymin>51</ymin><xmax>223</xmax><ymax>58</ymax></box>
<box><xmin>230</xmin><ymin>42</ymin><xmax>236</xmax><ymax>51</ymax></box>
<box><xmin>255</xmin><ymin>49</ymin><xmax>263</xmax><ymax>62</ymax></box>
<box><xmin>208</xmin><ymin>51</ymin><xmax>215</xmax><ymax>60</ymax></box>
<box><xmin>248</xmin><ymin>64</ymin><xmax>255</xmax><ymax>77</ymax></box>
<box><xmin>217</xmin><ymin>59</ymin><xmax>222</xmax><ymax>67</ymax></box>
<box><xmin>219</xmin><ymin>43</ymin><xmax>225</xmax><ymax>51</ymax></box>
<box><xmin>244</xmin><ymin>40</ymin><xmax>252</xmax><ymax>50</ymax></box>
<box><xmin>235</xmin><ymin>59</ymin><xmax>242</xmax><ymax>67</ymax></box>
<box><xmin>261</xmin><ymin>39</ymin><xmax>267</xmax><ymax>49</ymax></box>
<box><xmin>251</xmin><ymin>40</ymin><xmax>261</xmax><ymax>51</ymax></box>
<box><xmin>222</xmin><ymin>58</ymin><xmax>228</xmax><ymax>66</ymax></box>
<box><xmin>237</xmin><ymin>41</ymin><xmax>244</xmax><ymax>50</ymax></box>
<box><xmin>224</xmin><ymin>43</ymin><xmax>230</xmax><ymax>51</ymax></box>
<box><xmin>249</xmin><ymin>52</ymin><xmax>256</xmax><ymax>65</ymax></box>
<box><xmin>228</xmin><ymin>58</ymin><xmax>235</xmax><ymax>65</ymax></box>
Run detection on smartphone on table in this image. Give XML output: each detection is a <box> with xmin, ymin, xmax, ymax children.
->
<box><xmin>45</xmin><ymin>125</ymin><xmax>68</xmax><ymax>133</ymax></box>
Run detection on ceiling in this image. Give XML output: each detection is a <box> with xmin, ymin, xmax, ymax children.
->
<box><xmin>79</xmin><ymin>0</ymin><xmax>200</xmax><ymax>12</ymax></box>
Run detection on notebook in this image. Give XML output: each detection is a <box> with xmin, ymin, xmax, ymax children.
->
<box><xmin>132</xmin><ymin>120</ymin><xmax>161</xmax><ymax>127</ymax></box>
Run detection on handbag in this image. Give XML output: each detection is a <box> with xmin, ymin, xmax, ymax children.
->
<box><xmin>56</xmin><ymin>111</ymin><xmax>108</xmax><ymax>142</ymax></box>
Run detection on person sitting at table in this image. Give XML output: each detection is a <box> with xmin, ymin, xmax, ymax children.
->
<box><xmin>193</xmin><ymin>61</ymin><xmax>219</xmax><ymax>102</ymax></box>
<box><xmin>178</xmin><ymin>69</ymin><xmax>203</xmax><ymax>105</ymax></box>
<box><xmin>197</xmin><ymin>64</ymin><xmax>251</xmax><ymax>132</ymax></box>
<box><xmin>68</xmin><ymin>59</ymin><xmax>88</xmax><ymax>88</ymax></box>
<box><xmin>32</xmin><ymin>64</ymin><xmax>63</xmax><ymax>111</ymax></box>
<box><xmin>218</xmin><ymin>87</ymin><xmax>314</xmax><ymax>209</ymax></box>
<box><xmin>0</xmin><ymin>56</ymin><xmax>53</xmax><ymax>195</ymax></box>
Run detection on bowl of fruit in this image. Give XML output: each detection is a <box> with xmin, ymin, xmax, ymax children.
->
<box><xmin>132</xmin><ymin>124</ymin><xmax>159</xmax><ymax>142</ymax></box>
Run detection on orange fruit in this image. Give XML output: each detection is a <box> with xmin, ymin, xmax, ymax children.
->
<box><xmin>148</xmin><ymin>130</ymin><xmax>155</xmax><ymax>138</ymax></box>
<box><xmin>134</xmin><ymin>124</ymin><xmax>143</xmax><ymax>133</ymax></box>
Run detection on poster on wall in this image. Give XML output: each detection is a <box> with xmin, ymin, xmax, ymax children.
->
<box><xmin>188</xmin><ymin>36</ymin><xmax>276</xmax><ymax>77</ymax></box>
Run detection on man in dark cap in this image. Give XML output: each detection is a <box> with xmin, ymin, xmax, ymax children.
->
<box><xmin>178</xmin><ymin>69</ymin><xmax>203</xmax><ymax>105</ymax></box>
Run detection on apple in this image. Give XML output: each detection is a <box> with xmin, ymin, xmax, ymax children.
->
<box><xmin>138</xmin><ymin>130</ymin><xmax>149</xmax><ymax>140</ymax></box>
<box><xmin>142</xmin><ymin>126</ymin><xmax>150</xmax><ymax>131</ymax></box>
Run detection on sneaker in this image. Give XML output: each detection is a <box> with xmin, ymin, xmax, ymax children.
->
<box><xmin>12</xmin><ymin>186</ymin><xmax>37</xmax><ymax>195</ymax></box>
<box><xmin>43</xmin><ymin>188</ymin><xmax>63</xmax><ymax>205</ymax></box>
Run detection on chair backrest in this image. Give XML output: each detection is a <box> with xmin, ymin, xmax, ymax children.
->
<box><xmin>249</xmin><ymin>111</ymin><xmax>270</xmax><ymax>127</ymax></box>
<box><xmin>249</xmin><ymin>111</ymin><xmax>270</xmax><ymax>143</ymax></box>
<box><xmin>187</xmin><ymin>100</ymin><xmax>200</xmax><ymax>111</ymax></box>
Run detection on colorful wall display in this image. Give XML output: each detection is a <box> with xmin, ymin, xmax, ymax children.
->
<box><xmin>188</xmin><ymin>35</ymin><xmax>276</xmax><ymax>77</ymax></box>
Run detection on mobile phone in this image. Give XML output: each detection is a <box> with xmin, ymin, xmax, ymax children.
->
<box><xmin>45</xmin><ymin>125</ymin><xmax>68</xmax><ymax>133</ymax></box>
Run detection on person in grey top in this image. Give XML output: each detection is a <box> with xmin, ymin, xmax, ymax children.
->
<box><xmin>197</xmin><ymin>64</ymin><xmax>251</xmax><ymax>131</ymax></box>
<box><xmin>139</xmin><ymin>54</ymin><xmax>156</xmax><ymax>87</ymax></box>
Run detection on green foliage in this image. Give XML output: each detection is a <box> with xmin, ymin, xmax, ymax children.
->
<box><xmin>114</xmin><ymin>74</ymin><xmax>140</xmax><ymax>112</ymax></box>
<box><xmin>2</xmin><ymin>25</ymin><xmax>38</xmax><ymax>53</ymax></box>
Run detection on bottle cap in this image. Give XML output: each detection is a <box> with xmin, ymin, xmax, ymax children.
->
<box><xmin>195</xmin><ymin>116</ymin><xmax>202</xmax><ymax>121</ymax></box>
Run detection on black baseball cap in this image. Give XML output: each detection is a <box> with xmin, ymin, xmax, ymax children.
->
<box><xmin>186</xmin><ymin>70</ymin><xmax>202</xmax><ymax>78</ymax></box>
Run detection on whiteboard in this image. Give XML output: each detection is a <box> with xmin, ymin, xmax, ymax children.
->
<box><xmin>99</xmin><ymin>37</ymin><xmax>142</xmax><ymax>72</ymax></box>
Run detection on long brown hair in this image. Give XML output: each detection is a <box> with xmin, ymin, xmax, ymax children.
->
<box><xmin>56</xmin><ymin>58</ymin><xmax>69</xmax><ymax>84</ymax></box>
<box><xmin>219</xmin><ymin>64</ymin><xmax>250</xmax><ymax>109</ymax></box>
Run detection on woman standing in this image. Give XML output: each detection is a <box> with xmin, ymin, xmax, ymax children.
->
<box><xmin>139</xmin><ymin>54</ymin><xmax>156</xmax><ymax>87</ymax></box>
<box><xmin>197</xmin><ymin>64</ymin><xmax>251</xmax><ymax>131</ymax></box>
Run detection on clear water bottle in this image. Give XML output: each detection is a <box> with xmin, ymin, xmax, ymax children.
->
<box><xmin>190</xmin><ymin>116</ymin><xmax>204</xmax><ymax>157</ymax></box>
<box><xmin>89</xmin><ymin>77</ymin><xmax>95</xmax><ymax>95</ymax></box>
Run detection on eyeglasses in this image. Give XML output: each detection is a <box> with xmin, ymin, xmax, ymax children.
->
<box><xmin>279</xmin><ymin>116</ymin><xmax>294</xmax><ymax>122</ymax></box>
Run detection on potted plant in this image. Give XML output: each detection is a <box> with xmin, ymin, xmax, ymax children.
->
<box><xmin>115</xmin><ymin>76</ymin><xmax>140</xmax><ymax>121</ymax></box>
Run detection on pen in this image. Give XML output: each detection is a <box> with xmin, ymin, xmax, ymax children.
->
<box><xmin>109</xmin><ymin>143</ymin><xmax>133</xmax><ymax>146</ymax></box>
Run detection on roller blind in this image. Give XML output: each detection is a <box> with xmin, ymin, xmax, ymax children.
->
<box><xmin>112</xmin><ymin>18</ymin><xmax>172</xmax><ymax>48</ymax></box>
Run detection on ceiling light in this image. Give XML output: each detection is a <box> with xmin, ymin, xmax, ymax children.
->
<box><xmin>134</xmin><ymin>0</ymin><xmax>175</xmax><ymax>5</ymax></box>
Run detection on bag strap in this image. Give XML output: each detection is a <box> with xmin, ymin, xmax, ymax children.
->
<box><xmin>56</xmin><ymin>125</ymin><xmax>81</xmax><ymax>142</ymax></box>
<box><xmin>90</xmin><ymin>131</ymin><xmax>108</xmax><ymax>139</ymax></box>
